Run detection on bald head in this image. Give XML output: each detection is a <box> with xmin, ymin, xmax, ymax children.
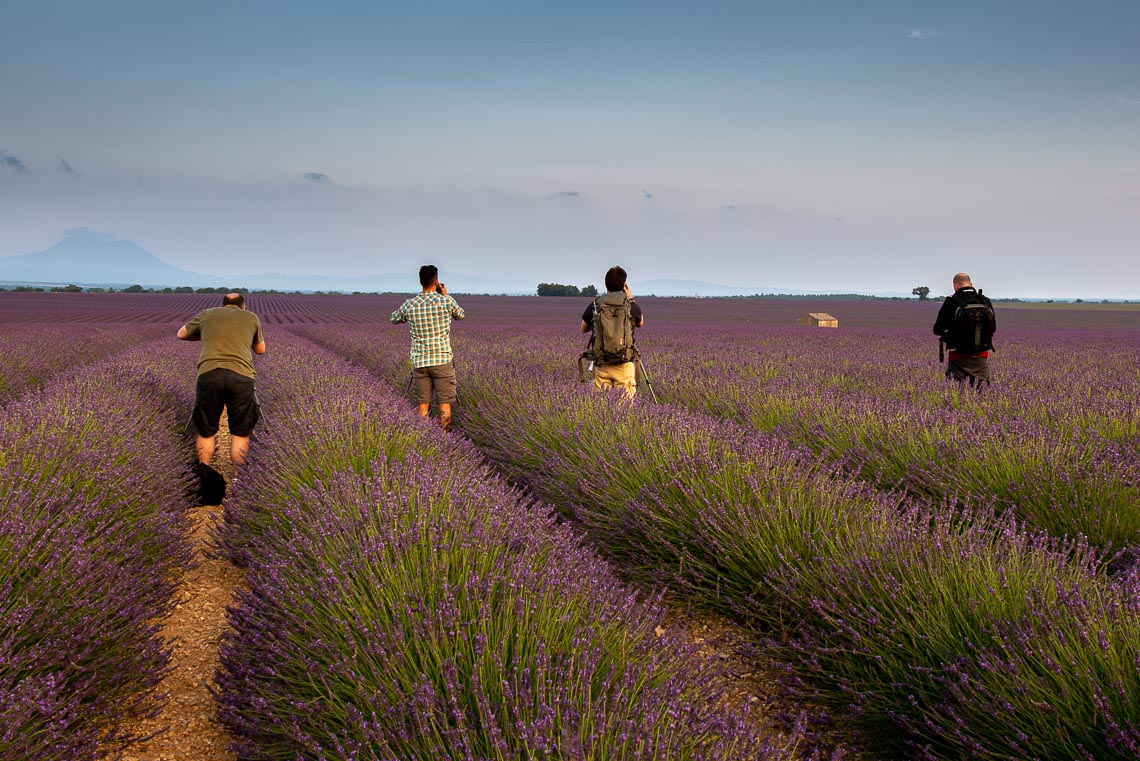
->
<box><xmin>222</xmin><ymin>292</ymin><xmax>246</xmax><ymax>308</ymax></box>
<box><xmin>952</xmin><ymin>273</ymin><xmax>973</xmax><ymax>290</ymax></box>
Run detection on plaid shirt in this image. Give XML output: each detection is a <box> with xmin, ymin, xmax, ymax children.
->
<box><xmin>390</xmin><ymin>292</ymin><xmax>465</xmax><ymax>368</ymax></box>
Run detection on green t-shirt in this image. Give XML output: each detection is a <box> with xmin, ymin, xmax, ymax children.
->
<box><xmin>182</xmin><ymin>306</ymin><xmax>264</xmax><ymax>378</ymax></box>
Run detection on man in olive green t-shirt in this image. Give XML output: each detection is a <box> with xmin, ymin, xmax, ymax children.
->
<box><xmin>177</xmin><ymin>294</ymin><xmax>266</xmax><ymax>482</ymax></box>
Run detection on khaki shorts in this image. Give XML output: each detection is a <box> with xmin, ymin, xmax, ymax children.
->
<box><xmin>413</xmin><ymin>361</ymin><xmax>458</xmax><ymax>405</ymax></box>
<box><xmin>593</xmin><ymin>361</ymin><xmax>636</xmax><ymax>399</ymax></box>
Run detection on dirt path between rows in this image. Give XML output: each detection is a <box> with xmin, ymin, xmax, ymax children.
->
<box><xmin>120</xmin><ymin>418</ymin><xmax>243</xmax><ymax>761</ymax></box>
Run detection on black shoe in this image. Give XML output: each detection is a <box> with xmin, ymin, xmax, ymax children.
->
<box><xmin>194</xmin><ymin>462</ymin><xmax>227</xmax><ymax>506</ymax></box>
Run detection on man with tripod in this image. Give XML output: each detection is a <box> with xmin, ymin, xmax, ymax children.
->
<box><xmin>580</xmin><ymin>266</ymin><xmax>645</xmax><ymax>399</ymax></box>
<box><xmin>390</xmin><ymin>265</ymin><xmax>465</xmax><ymax>431</ymax></box>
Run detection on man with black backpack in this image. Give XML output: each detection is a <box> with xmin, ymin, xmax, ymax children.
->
<box><xmin>933</xmin><ymin>272</ymin><xmax>996</xmax><ymax>386</ymax></box>
<box><xmin>580</xmin><ymin>266</ymin><xmax>644</xmax><ymax>398</ymax></box>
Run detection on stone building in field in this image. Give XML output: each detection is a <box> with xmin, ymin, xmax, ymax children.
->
<box><xmin>798</xmin><ymin>312</ymin><xmax>838</xmax><ymax>328</ymax></box>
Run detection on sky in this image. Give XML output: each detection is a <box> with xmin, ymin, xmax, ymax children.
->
<box><xmin>1</xmin><ymin>0</ymin><xmax>1138</xmax><ymax>298</ymax></box>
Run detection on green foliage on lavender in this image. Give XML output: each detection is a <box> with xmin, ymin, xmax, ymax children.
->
<box><xmin>0</xmin><ymin>340</ymin><xmax>196</xmax><ymax>759</ymax></box>
<box><xmin>215</xmin><ymin>334</ymin><xmax>781</xmax><ymax>760</ymax></box>
<box><xmin>262</xmin><ymin>316</ymin><xmax>1140</xmax><ymax>757</ymax></box>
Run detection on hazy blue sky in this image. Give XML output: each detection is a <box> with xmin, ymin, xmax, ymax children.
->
<box><xmin>2</xmin><ymin>0</ymin><xmax>1138</xmax><ymax>297</ymax></box>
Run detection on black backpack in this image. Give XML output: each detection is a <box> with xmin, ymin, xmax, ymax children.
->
<box><xmin>948</xmin><ymin>289</ymin><xmax>995</xmax><ymax>354</ymax></box>
<box><xmin>589</xmin><ymin>292</ymin><xmax>635</xmax><ymax>365</ymax></box>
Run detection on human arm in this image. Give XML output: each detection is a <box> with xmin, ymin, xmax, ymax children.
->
<box><xmin>932</xmin><ymin>298</ymin><xmax>955</xmax><ymax>336</ymax></box>
<box><xmin>580</xmin><ymin>302</ymin><xmax>593</xmax><ymax>333</ymax></box>
<box><xmin>390</xmin><ymin>301</ymin><xmax>408</xmax><ymax>324</ymax></box>
<box><xmin>449</xmin><ymin>293</ymin><xmax>465</xmax><ymax>321</ymax></box>
<box><xmin>252</xmin><ymin>320</ymin><xmax>266</xmax><ymax>355</ymax></box>
<box><xmin>625</xmin><ymin>285</ymin><xmax>645</xmax><ymax>328</ymax></box>
<box><xmin>177</xmin><ymin>314</ymin><xmax>203</xmax><ymax>341</ymax></box>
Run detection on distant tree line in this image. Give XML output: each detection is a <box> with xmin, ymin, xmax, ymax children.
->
<box><xmin>537</xmin><ymin>283</ymin><xmax>598</xmax><ymax>297</ymax></box>
<box><xmin>2</xmin><ymin>284</ymin><xmax>342</xmax><ymax>295</ymax></box>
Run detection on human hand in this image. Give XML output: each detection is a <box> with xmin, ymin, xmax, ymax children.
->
<box><xmin>437</xmin><ymin>283</ymin><xmax>448</xmax><ymax>296</ymax></box>
<box><xmin>622</xmin><ymin>283</ymin><xmax>632</xmax><ymax>299</ymax></box>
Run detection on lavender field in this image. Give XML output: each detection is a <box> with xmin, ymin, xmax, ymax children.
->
<box><xmin>3</xmin><ymin>291</ymin><xmax>1139</xmax><ymax>759</ymax></box>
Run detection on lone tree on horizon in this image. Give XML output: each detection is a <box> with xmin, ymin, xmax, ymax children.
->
<box><xmin>912</xmin><ymin>285</ymin><xmax>931</xmax><ymax>301</ymax></box>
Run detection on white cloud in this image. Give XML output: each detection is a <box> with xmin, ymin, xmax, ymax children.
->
<box><xmin>1116</xmin><ymin>97</ymin><xmax>1140</xmax><ymax>105</ymax></box>
<box><xmin>907</xmin><ymin>29</ymin><xmax>942</xmax><ymax>40</ymax></box>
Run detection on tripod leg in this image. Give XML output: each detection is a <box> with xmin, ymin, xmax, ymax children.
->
<box><xmin>636</xmin><ymin>358</ymin><xmax>660</xmax><ymax>403</ymax></box>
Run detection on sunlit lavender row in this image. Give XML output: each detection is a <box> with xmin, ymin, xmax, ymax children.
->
<box><xmin>2</xmin><ymin>293</ymin><xmax>1137</xmax><ymax>758</ymax></box>
<box><xmin>214</xmin><ymin>333</ymin><xmax>794</xmax><ymax>760</ymax></box>
<box><xmin>296</xmin><ymin>310</ymin><xmax>1140</xmax><ymax>759</ymax></box>
<box><xmin>0</xmin><ymin>324</ymin><xmax>168</xmax><ymax>405</ymax></box>
<box><xmin>445</xmin><ymin>351</ymin><xmax>1140</xmax><ymax>758</ymax></box>
<box><xmin>0</xmin><ymin>338</ymin><xmax>196</xmax><ymax>760</ymax></box>
<box><xmin>295</xmin><ymin>305</ymin><xmax>1140</xmax><ymax>549</ymax></box>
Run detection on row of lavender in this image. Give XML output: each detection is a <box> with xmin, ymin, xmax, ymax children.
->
<box><xmin>0</xmin><ymin>337</ymin><xmax>197</xmax><ymax>760</ymax></box>
<box><xmin>0</xmin><ymin>324</ymin><xmax>168</xmax><ymax>405</ymax></box>
<box><xmin>291</xmin><ymin>322</ymin><xmax>1140</xmax><ymax>550</ymax></box>
<box><xmin>212</xmin><ymin>332</ymin><xmax>800</xmax><ymax>759</ymax></box>
<box><xmin>295</xmin><ymin>325</ymin><xmax>1140</xmax><ymax>758</ymax></box>
<box><xmin>307</xmin><ymin>320</ymin><xmax>1140</xmax><ymax>550</ymax></box>
<box><xmin>645</xmin><ymin>324</ymin><xmax>1140</xmax><ymax>548</ymax></box>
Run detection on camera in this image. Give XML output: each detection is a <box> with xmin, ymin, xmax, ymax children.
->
<box><xmin>435</xmin><ymin>284</ymin><xmax>444</xmax><ymax>294</ymax></box>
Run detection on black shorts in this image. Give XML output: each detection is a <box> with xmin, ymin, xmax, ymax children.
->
<box><xmin>193</xmin><ymin>368</ymin><xmax>261</xmax><ymax>437</ymax></box>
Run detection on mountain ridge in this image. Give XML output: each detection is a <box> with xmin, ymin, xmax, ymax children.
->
<box><xmin>0</xmin><ymin>232</ymin><xmax>530</xmax><ymax>293</ymax></box>
<box><xmin>2</xmin><ymin>232</ymin><xmax>916</xmax><ymax>297</ymax></box>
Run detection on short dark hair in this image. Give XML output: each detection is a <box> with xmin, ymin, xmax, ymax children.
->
<box><xmin>604</xmin><ymin>266</ymin><xmax>627</xmax><ymax>293</ymax></box>
<box><xmin>419</xmin><ymin>265</ymin><xmax>439</xmax><ymax>288</ymax></box>
<box><xmin>223</xmin><ymin>293</ymin><xmax>245</xmax><ymax>308</ymax></box>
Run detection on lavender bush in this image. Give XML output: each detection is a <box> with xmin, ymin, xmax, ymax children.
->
<box><xmin>450</xmin><ymin>360</ymin><xmax>1140</xmax><ymax>757</ymax></box>
<box><xmin>290</xmin><ymin>320</ymin><xmax>1140</xmax><ymax>758</ymax></box>
<box><xmin>0</xmin><ymin>324</ymin><xmax>167</xmax><ymax>404</ymax></box>
<box><xmin>0</xmin><ymin>340</ymin><xmax>196</xmax><ymax>760</ymax></box>
<box><xmin>295</xmin><ymin>314</ymin><xmax>1140</xmax><ymax>549</ymax></box>
<box><xmin>215</xmin><ymin>334</ymin><xmax>789</xmax><ymax>760</ymax></box>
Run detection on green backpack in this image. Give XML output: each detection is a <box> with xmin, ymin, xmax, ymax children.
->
<box><xmin>590</xmin><ymin>292</ymin><xmax>635</xmax><ymax>365</ymax></box>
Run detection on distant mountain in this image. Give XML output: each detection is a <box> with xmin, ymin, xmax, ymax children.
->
<box><xmin>0</xmin><ymin>233</ymin><xmax>531</xmax><ymax>293</ymax></box>
<box><xmin>0</xmin><ymin>233</ymin><xmax>909</xmax><ymax>297</ymax></box>
<box><xmin>0</xmin><ymin>232</ymin><xmax>217</xmax><ymax>287</ymax></box>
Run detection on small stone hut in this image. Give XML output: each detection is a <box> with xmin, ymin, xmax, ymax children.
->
<box><xmin>798</xmin><ymin>312</ymin><xmax>838</xmax><ymax>328</ymax></box>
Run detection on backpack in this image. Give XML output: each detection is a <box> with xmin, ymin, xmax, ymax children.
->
<box><xmin>589</xmin><ymin>292</ymin><xmax>635</xmax><ymax>365</ymax></box>
<box><xmin>948</xmin><ymin>289</ymin><xmax>995</xmax><ymax>354</ymax></box>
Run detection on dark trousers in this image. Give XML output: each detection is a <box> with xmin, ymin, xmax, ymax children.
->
<box><xmin>946</xmin><ymin>356</ymin><xmax>990</xmax><ymax>387</ymax></box>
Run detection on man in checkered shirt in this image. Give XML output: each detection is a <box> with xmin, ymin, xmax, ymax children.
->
<box><xmin>390</xmin><ymin>264</ymin><xmax>466</xmax><ymax>431</ymax></box>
